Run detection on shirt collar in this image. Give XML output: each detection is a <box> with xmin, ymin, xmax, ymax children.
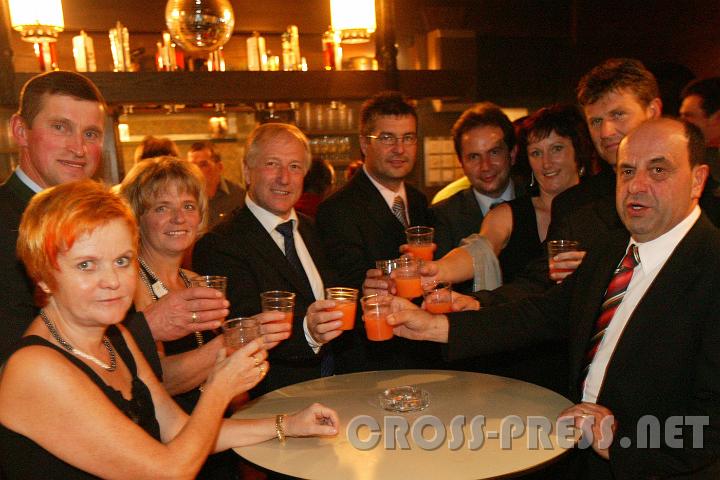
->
<box><xmin>245</xmin><ymin>195</ymin><xmax>299</xmax><ymax>236</ymax></box>
<box><xmin>632</xmin><ymin>205</ymin><xmax>701</xmax><ymax>274</ymax></box>
<box><xmin>473</xmin><ymin>180</ymin><xmax>515</xmax><ymax>216</ymax></box>
<box><xmin>362</xmin><ymin>165</ymin><xmax>408</xmax><ymax>208</ymax></box>
<box><xmin>15</xmin><ymin>167</ymin><xmax>43</xmax><ymax>194</ymax></box>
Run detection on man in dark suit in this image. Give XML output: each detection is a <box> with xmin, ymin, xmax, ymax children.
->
<box><xmin>431</xmin><ymin>103</ymin><xmax>519</xmax><ymax>259</ymax></box>
<box><xmin>390</xmin><ymin>118</ymin><xmax>720</xmax><ymax>478</ymax></box>
<box><xmin>316</xmin><ymin>91</ymin><xmax>436</xmax><ymax>371</ymax></box>
<box><xmin>471</xmin><ymin>58</ymin><xmax>719</xmax><ymax>307</ymax></box>
<box><xmin>193</xmin><ymin>123</ymin><xmax>344</xmax><ymax>394</ymax></box>
<box><xmin>0</xmin><ymin>72</ymin><xmax>225</xmax><ymax>378</ymax></box>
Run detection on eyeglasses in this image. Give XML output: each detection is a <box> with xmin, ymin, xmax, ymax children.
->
<box><xmin>365</xmin><ymin>133</ymin><xmax>418</xmax><ymax>146</ymax></box>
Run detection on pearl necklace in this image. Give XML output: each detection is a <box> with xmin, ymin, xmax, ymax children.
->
<box><xmin>138</xmin><ymin>256</ymin><xmax>204</xmax><ymax>348</ymax></box>
<box><xmin>40</xmin><ymin>310</ymin><xmax>117</xmax><ymax>372</ymax></box>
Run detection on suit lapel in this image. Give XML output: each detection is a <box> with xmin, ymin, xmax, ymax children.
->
<box><xmin>461</xmin><ymin>187</ymin><xmax>483</xmax><ymax>222</ymax></box>
<box><xmin>234</xmin><ymin>208</ymin><xmax>315</xmax><ymax>299</ymax></box>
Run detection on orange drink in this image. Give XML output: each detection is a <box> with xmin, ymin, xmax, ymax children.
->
<box><xmin>395</xmin><ymin>276</ymin><xmax>424</xmax><ymax>298</ymax></box>
<box><xmin>325</xmin><ymin>287</ymin><xmax>359</xmax><ymax>330</ymax></box>
<box><xmin>363</xmin><ymin>312</ymin><xmax>394</xmax><ymax>341</ymax></box>
<box><xmin>422</xmin><ymin>281</ymin><xmax>453</xmax><ymax>314</ymax></box>
<box><xmin>425</xmin><ymin>301</ymin><xmax>452</xmax><ymax>314</ymax></box>
<box><xmin>260</xmin><ymin>290</ymin><xmax>296</xmax><ymax>336</ymax></box>
<box><xmin>334</xmin><ymin>300</ymin><xmax>357</xmax><ymax>330</ymax></box>
<box><xmin>361</xmin><ymin>294</ymin><xmax>394</xmax><ymax>341</ymax></box>
<box><xmin>405</xmin><ymin>226</ymin><xmax>434</xmax><ymax>261</ymax></box>
<box><xmin>405</xmin><ymin>243</ymin><xmax>434</xmax><ymax>261</ymax></box>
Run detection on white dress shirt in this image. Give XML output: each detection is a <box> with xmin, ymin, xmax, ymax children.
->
<box><xmin>15</xmin><ymin>167</ymin><xmax>43</xmax><ymax>193</ymax></box>
<box><xmin>363</xmin><ymin>165</ymin><xmax>409</xmax><ymax>225</ymax></box>
<box><xmin>582</xmin><ymin>206</ymin><xmax>702</xmax><ymax>403</ymax></box>
<box><xmin>473</xmin><ymin>180</ymin><xmax>516</xmax><ymax>216</ymax></box>
<box><xmin>245</xmin><ymin>196</ymin><xmax>325</xmax><ymax>351</ymax></box>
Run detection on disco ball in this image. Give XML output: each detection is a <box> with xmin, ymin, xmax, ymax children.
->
<box><xmin>165</xmin><ymin>0</ymin><xmax>235</xmax><ymax>53</ymax></box>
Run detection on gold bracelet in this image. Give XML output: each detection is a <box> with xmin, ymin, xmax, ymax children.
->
<box><xmin>275</xmin><ymin>414</ymin><xmax>286</xmax><ymax>444</ymax></box>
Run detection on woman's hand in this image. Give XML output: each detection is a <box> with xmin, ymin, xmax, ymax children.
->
<box><xmin>205</xmin><ymin>338</ymin><xmax>268</xmax><ymax>401</ymax></box>
<box><xmin>254</xmin><ymin>311</ymin><xmax>292</xmax><ymax>350</ymax></box>
<box><xmin>284</xmin><ymin>403</ymin><xmax>339</xmax><ymax>437</ymax></box>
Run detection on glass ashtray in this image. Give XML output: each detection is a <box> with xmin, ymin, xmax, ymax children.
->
<box><xmin>378</xmin><ymin>385</ymin><xmax>430</xmax><ymax>412</ymax></box>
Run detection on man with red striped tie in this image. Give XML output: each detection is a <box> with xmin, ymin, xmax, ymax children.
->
<box><xmin>388</xmin><ymin>117</ymin><xmax>720</xmax><ymax>479</ymax></box>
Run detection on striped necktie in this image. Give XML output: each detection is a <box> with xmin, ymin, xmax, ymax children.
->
<box><xmin>392</xmin><ymin>195</ymin><xmax>408</xmax><ymax>227</ymax></box>
<box><xmin>582</xmin><ymin>244</ymin><xmax>640</xmax><ymax>380</ymax></box>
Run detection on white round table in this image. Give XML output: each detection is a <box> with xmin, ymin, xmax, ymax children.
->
<box><xmin>233</xmin><ymin>370</ymin><xmax>575</xmax><ymax>479</ymax></box>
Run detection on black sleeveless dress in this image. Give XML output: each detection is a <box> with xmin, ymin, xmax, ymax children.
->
<box><xmin>497</xmin><ymin>194</ymin><xmax>543</xmax><ymax>283</ymax></box>
<box><xmin>0</xmin><ymin>325</ymin><xmax>160</xmax><ymax>479</ymax></box>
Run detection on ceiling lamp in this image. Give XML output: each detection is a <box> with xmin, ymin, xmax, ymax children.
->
<box><xmin>165</xmin><ymin>0</ymin><xmax>235</xmax><ymax>53</ymax></box>
<box><xmin>330</xmin><ymin>0</ymin><xmax>376</xmax><ymax>44</ymax></box>
<box><xmin>8</xmin><ymin>0</ymin><xmax>65</xmax><ymax>71</ymax></box>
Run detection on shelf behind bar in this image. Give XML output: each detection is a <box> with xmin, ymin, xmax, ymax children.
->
<box><xmin>10</xmin><ymin>70</ymin><xmax>476</xmax><ymax>106</ymax></box>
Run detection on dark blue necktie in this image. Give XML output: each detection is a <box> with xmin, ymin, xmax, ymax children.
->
<box><xmin>276</xmin><ymin>220</ymin><xmax>333</xmax><ymax>376</ymax></box>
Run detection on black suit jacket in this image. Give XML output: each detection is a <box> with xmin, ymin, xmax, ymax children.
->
<box><xmin>430</xmin><ymin>187</ymin><xmax>484</xmax><ymax>259</ymax></box>
<box><xmin>192</xmin><ymin>206</ymin><xmax>340</xmax><ymax>394</ymax></box>
<box><xmin>316</xmin><ymin>169</ymin><xmax>440</xmax><ymax>371</ymax></box>
<box><xmin>448</xmin><ymin>215</ymin><xmax>720</xmax><ymax>479</ymax></box>
<box><xmin>0</xmin><ymin>172</ymin><xmax>162</xmax><ymax>378</ymax></box>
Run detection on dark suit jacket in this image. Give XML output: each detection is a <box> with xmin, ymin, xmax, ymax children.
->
<box><xmin>431</xmin><ymin>187</ymin><xmax>484</xmax><ymax>259</ymax></box>
<box><xmin>192</xmin><ymin>206</ymin><xmax>340</xmax><ymax>394</ymax></box>
<box><xmin>0</xmin><ymin>172</ymin><xmax>162</xmax><ymax>378</ymax></box>
<box><xmin>316</xmin><ymin>169</ymin><xmax>440</xmax><ymax>371</ymax></box>
<box><xmin>448</xmin><ymin>215</ymin><xmax>720</xmax><ymax>479</ymax></box>
<box><xmin>316</xmin><ymin>169</ymin><xmax>432</xmax><ymax>289</ymax></box>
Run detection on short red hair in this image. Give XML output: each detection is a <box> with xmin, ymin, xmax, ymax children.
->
<box><xmin>17</xmin><ymin>180</ymin><xmax>138</xmax><ymax>305</ymax></box>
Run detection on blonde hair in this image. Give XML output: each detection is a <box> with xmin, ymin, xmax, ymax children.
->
<box><xmin>118</xmin><ymin>156</ymin><xmax>209</xmax><ymax>235</ymax></box>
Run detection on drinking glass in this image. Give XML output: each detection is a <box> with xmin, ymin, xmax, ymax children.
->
<box><xmin>222</xmin><ymin>317</ymin><xmax>260</xmax><ymax>354</ymax></box>
<box><xmin>422</xmin><ymin>281</ymin><xmax>453</xmax><ymax>314</ymax></box>
<box><xmin>393</xmin><ymin>257</ymin><xmax>424</xmax><ymax>299</ymax></box>
<box><xmin>260</xmin><ymin>290</ymin><xmax>296</xmax><ymax>331</ymax></box>
<box><xmin>547</xmin><ymin>240</ymin><xmax>580</xmax><ymax>278</ymax></box>
<box><xmin>361</xmin><ymin>294</ymin><xmax>394</xmax><ymax>341</ymax></box>
<box><xmin>405</xmin><ymin>226</ymin><xmax>434</xmax><ymax>261</ymax></box>
<box><xmin>325</xmin><ymin>287</ymin><xmax>358</xmax><ymax>330</ymax></box>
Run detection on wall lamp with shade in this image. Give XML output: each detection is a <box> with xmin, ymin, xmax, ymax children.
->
<box><xmin>8</xmin><ymin>0</ymin><xmax>65</xmax><ymax>72</ymax></box>
<box><xmin>330</xmin><ymin>0</ymin><xmax>376</xmax><ymax>44</ymax></box>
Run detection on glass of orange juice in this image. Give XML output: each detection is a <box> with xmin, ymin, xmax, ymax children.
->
<box><xmin>260</xmin><ymin>291</ymin><xmax>296</xmax><ymax>333</ymax></box>
<box><xmin>361</xmin><ymin>294</ymin><xmax>394</xmax><ymax>341</ymax></box>
<box><xmin>393</xmin><ymin>257</ymin><xmax>424</xmax><ymax>299</ymax></box>
<box><xmin>325</xmin><ymin>287</ymin><xmax>358</xmax><ymax>330</ymax></box>
<box><xmin>191</xmin><ymin>275</ymin><xmax>228</xmax><ymax>295</ymax></box>
<box><xmin>422</xmin><ymin>281</ymin><xmax>453</xmax><ymax>314</ymax></box>
<box><xmin>405</xmin><ymin>226</ymin><xmax>434</xmax><ymax>261</ymax></box>
<box><xmin>222</xmin><ymin>317</ymin><xmax>260</xmax><ymax>354</ymax></box>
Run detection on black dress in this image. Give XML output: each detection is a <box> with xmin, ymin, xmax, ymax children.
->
<box><xmin>498</xmin><ymin>194</ymin><xmax>543</xmax><ymax>283</ymax></box>
<box><xmin>0</xmin><ymin>326</ymin><xmax>160</xmax><ymax>479</ymax></box>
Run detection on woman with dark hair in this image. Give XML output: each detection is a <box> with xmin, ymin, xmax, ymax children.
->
<box><xmin>428</xmin><ymin>104</ymin><xmax>593</xmax><ymax>286</ymax></box>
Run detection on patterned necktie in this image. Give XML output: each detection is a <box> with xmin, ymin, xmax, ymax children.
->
<box><xmin>582</xmin><ymin>244</ymin><xmax>640</xmax><ymax>379</ymax></box>
<box><xmin>392</xmin><ymin>195</ymin><xmax>408</xmax><ymax>227</ymax></box>
<box><xmin>276</xmin><ymin>220</ymin><xmax>313</xmax><ymax>295</ymax></box>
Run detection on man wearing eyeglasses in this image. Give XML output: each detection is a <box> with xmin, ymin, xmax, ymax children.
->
<box><xmin>316</xmin><ymin>90</ymin><xmax>435</xmax><ymax>372</ymax></box>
